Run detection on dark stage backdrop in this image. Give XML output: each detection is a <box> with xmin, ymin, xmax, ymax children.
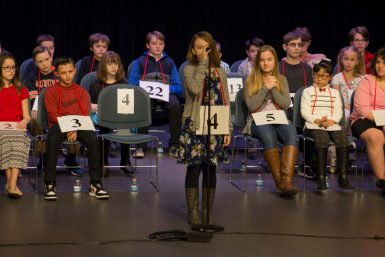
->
<box><xmin>0</xmin><ymin>0</ymin><xmax>383</xmax><ymax>70</ymax></box>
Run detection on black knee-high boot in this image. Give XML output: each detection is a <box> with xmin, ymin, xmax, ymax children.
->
<box><xmin>316</xmin><ymin>148</ymin><xmax>328</xmax><ymax>190</ymax></box>
<box><xmin>336</xmin><ymin>147</ymin><xmax>353</xmax><ymax>189</ymax></box>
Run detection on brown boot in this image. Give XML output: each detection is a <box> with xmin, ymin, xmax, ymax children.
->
<box><xmin>281</xmin><ymin>145</ymin><xmax>299</xmax><ymax>197</ymax></box>
<box><xmin>185</xmin><ymin>188</ymin><xmax>201</xmax><ymax>225</ymax></box>
<box><xmin>202</xmin><ymin>188</ymin><xmax>215</xmax><ymax>224</ymax></box>
<box><xmin>263</xmin><ymin>148</ymin><xmax>283</xmax><ymax>191</ymax></box>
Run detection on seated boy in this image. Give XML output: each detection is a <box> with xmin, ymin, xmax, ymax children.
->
<box><xmin>76</xmin><ymin>32</ymin><xmax>109</xmax><ymax>83</ymax></box>
<box><xmin>43</xmin><ymin>57</ymin><xmax>109</xmax><ymax>200</ymax></box>
<box><xmin>128</xmin><ymin>31</ymin><xmax>183</xmax><ymax>158</ymax></box>
<box><xmin>238</xmin><ymin>37</ymin><xmax>264</xmax><ymax>74</ymax></box>
<box><xmin>26</xmin><ymin>46</ymin><xmax>84</xmax><ymax>176</ymax></box>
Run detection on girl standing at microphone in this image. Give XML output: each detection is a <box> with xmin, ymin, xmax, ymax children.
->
<box><xmin>178</xmin><ymin>31</ymin><xmax>231</xmax><ymax>225</ymax></box>
<box><xmin>0</xmin><ymin>53</ymin><xmax>31</xmax><ymax>198</ymax></box>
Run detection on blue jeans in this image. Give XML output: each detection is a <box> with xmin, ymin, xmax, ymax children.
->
<box><xmin>251</xmin><ymin>122</ymin><xmax>298</xmax><ymax>150</ymax></box>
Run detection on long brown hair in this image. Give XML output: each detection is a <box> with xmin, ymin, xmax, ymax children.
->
<box><xmin>0</xmin><ymin>53</ymin><xmax>23</xmax><ymax>93</ymax></box>
<box><xmin>186</xmin><ymin>31</ymin><xmax>220</xmax><ymax>67</ymax></box>
<box><xmin>96</xmin><ymin>51</ymin><xmax>126</xmax><ymax>82</ymax></box>
<box><xmin>245</xmin><ymin>45</ymin><xmax>282</xmax><ymax>98</ymax></box>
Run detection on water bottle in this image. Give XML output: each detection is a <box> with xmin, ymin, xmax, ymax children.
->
<box><xmin>325</xmin><ymin>176</ymin><xmax>330</xmax><ymax>189</ymax></box>
<box><xmin>130</xmin><ymin>178</ymin><xmax>139</xmax><ymax>193</ymax></box>
<box><xmin>239</xmin><ymin>161</ymin><xmax>246</xmax><ymax>172</ymax></box>
<box><xmin>157</xmin><ymin>141</ymin><xmax>164</xmax><ymax>154</ymax></box>
<box><xmin>73</xmin><ymin>179</ymin><xmax>82</xmax><ymax>193</ymax></box>
<box><xmin>255</xmin><ymin>174</ymin><xmax>264</xmax><ymax>187</ymax></box>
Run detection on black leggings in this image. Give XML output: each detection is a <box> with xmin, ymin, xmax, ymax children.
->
<box><xmin>185</xmin><ymin>164</ymin><xmax>216</xmax><ymax>189</ymax></box>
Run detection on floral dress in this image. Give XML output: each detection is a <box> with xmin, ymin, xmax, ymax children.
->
<box><xmin>177</xmin><ymin>74</ymin><xmax>229</xmax><ymax>165</ymax></box>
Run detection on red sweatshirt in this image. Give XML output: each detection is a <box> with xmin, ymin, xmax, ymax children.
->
<box><xmin>44</xmin><ymin>82</ymin><xmax>90</xmax><ymax>127</ymax></box>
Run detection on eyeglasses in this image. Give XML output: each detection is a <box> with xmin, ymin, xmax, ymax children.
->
<box><xmin>353</xmin><ymin>39</ymin><xmax>368</xmax><ymax>43</ymax></box>
<box><xmin>1</xmin><ymin>66</ymin><xmax>16</xmax><ymax>72</ymax></box>
<box><xmin>313</xmin><ymin>74</ymin><xmax>330</xmax><ymax>80</ymax></box>
<box><xmin>286</xmin><ymin>43</ymin><xmax>303</xmax><ymax>48</ymax></box>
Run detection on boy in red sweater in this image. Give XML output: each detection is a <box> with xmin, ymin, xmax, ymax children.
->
<box><xmin>43</xmin><ymin>57</ymin><xmax>109</xmax><ymax>200</ymax></box>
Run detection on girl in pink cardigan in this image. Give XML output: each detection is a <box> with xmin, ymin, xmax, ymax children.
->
<box><xmin>351</xmin><ymin>47</ymin><xmax>385</xmax><ymax>191</ymax></box>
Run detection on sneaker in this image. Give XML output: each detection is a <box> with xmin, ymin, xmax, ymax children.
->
<box><xmin>89</xmin><ymin>183</ymin><xmax>110</xmax><ymax>199</ymax></box>
<box><xmin>44</xmin><ymin>183</ymin><xmax>58</xmax><ymax>200</ymax></box>
<box><xmin>168</xmin><ymin>146</ymin><xmax>178</xmax><ymax>158</ymax></box>
<box><xmin>70</xmin><ymin>167</ymin><xmax>84</xmax><ymax>177</ymax></box>
<box><xmin>133</xmin><ymin>148</ymin><xmax>144</xmax><ymax>159</ymax></box>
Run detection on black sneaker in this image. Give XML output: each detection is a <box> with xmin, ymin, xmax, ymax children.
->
<box><xmin>89</xmin><ymin>183</ymin><xmax>109</xmax><ymax>199</ymax></box>
<box><xmin>44</xmin><ymin>183</ymin><xmax>57</xmax><ymax>200</ymax></box>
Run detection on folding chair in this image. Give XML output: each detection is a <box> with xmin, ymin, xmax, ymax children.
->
<box><xmin>97</xmin><ymin>84</ymin><xmax>160</xmax><ymax>191</ymax></box>
<box><xmin>80</xmin><ymin>71</ymin><xmax>96</xmax><ymax>92</ymax></box>
<box><xmin>292</xmin><ymin>87</ymin><xmax>359</xmax><ymax>191</ymax></box>
<box><xmin>230</xmin><ymin>60</ymin><xmax>244</xmax><ymax>72</ymax></box>
<box><xmin>229</xmin><ymin>88</ymin><xmax>262</xmax><ymax>192</ymax></box>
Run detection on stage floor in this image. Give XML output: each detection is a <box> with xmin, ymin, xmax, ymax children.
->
<box><xmin>1</xmin><ymin>147</ymin><xmax>385</xmax><ymax>257</ymax></box>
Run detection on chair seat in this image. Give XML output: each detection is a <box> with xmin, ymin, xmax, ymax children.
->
<box><xmin>99</xmin><ymin>133</ymin><xmax>156</xmax><ymax>144</ymax></box>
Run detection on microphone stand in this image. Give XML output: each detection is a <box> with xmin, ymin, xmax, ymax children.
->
<box><xmin>191</xmin><ymin>49</ymin><xmax>224</xmax><ymax>233</ymax></box>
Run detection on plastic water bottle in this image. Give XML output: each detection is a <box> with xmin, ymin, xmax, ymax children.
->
<box><xmin>73</xmin><ymin>179</ymin><xmax>82</xmax><ymax>193</ymax></box>
<box><xmin>240</xmin><ymin>162</ymin><xmax>246</xmax><ymax>172</ymax></box>
<box><xmin>325</xmin><ymin>176</ymin><xmax>330</xmax><ymax>189</ymax></box>
<box><xmin>255</xmin><ymin>174</ymin><xmax>264</xmax><ymax>187</ymax></box>
<box><xmin>157</xmin><ymin>141</ymin><xmax>164</xmax><ymax>154</ymax></box>
<box><xmin>130</xmin><ymin>178</ymin><xmax>139</xmax><ymax>193</ymax></box>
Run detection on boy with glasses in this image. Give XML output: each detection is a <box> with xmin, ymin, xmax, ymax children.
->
<box><xmin>349</xmin><ymin>26</ymin><xmax>373</xmax><ymax>74</ymax></box>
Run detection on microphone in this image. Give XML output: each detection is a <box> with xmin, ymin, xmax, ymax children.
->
<box><xmin>205</xmin><ymin>47</ymin><xmax>211</xmax><ymax>52</ymax></box>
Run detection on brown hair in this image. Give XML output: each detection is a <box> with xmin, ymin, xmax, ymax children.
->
<box><xmin>245</xmin><ymin>45</ymin><xmax>282</xmax><ymax>98</ymax></box>
<box><xmin>36</xmin><ymin>34</ymin><xmax>54</xmax><ymax>45</ymax></box>
<box><xmin>294</xmin><ymin>27</ymin><xmax>311</xmax><ymax>42</ymax></box>
<box><xmin>96</xmin><ymin>51</ymin><xmax>125</xmax><ymax>82</ymax></box>
<box><xmin>0</xmin><ymin>53</ymin><xmax>23</xmax><ymax>93</ymax></box>
<box><xmin>89</xmin><ymin>33</ymin><xmax>110</xmax><ymax>47</ymax></box>
<box><xmin>145</xmin><ymin>31</ymin><xmax>165</xmax><ymax>44</ymax></box>
<box><xmin>55</xmin><ymin>57</ymin><xmax>75</xmax><ymax>70</ymax></box>
<box><xmin>283</xmin><ymin>31</ymin><xmax>302</xmax><ymax>44</ymax></box>
<box><xmin>186</xmin><ymin>31</ymin><xmax>220</xmax><ymax>67</ymax></box>
<box><xmin>370</xmin><ymin>47</ymin><xmax>385</xmax><ymax>76</ymax></box>
<box><xmin>32</xmin><ymin>46</ymin><xmax>51</xmax><ymax>60</ymax></box>
<box><xmin>348</xmin><ymin>26</ymin><xmax>370</xmax><ymax>41</ymax></box>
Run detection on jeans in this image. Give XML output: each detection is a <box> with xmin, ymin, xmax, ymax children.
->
<box><xmin>251</xmin><ymin>122</ymin><xmax>298</xmax><ymax>150</ymax></box>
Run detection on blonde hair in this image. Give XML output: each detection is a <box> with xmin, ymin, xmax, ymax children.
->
<box><xmin>336</xmin><ymin>46</ymin><xmax>365</xmax><ymax>76</ymax></box>
<box><xmin>245</xmin><ymin>45</ymin><xmax>282</xmax><ymax>98</ymax></box>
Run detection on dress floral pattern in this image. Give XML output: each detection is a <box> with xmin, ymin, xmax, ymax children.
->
<box><xmin>177</xmin><ymin>74</ymin><xmax>229</xmax><ymax>165</ymax></box>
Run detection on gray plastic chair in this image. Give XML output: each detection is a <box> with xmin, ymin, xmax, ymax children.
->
<box><xmin>20</xmin><ymin>58</ymin><xmax>34</xmax><ymax>83</ymax></box>
<box><xmin>229</xmin><ymin>88</ymin><xmax>262</xmax><ymax>192</ymax></box>
<box><xmin>74</xmin><ymin>59</ymin><xmax>83</xmax><ymax>84</ymax></box>
<box><xmin>80</xmin><ymin>71</ymin><xmax>97</xmax><ymax>92</ymax></box>
<box><xmin>230</xmin><ymin>60</ymin><xmax>244</xmax><ymax>73</ymax></box>
<box><xmin>97</xmin><ymin>84</ymin><xmax>159</xmax><ymax>191</ymax></box>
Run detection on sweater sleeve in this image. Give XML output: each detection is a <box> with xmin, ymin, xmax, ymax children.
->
<box><xmin>169</xmin><ymin>64</ymin><xmax>183</xmax><ymax>96</ymax></box>
<box><xmin>300</xmin><ymin>88</ymin><xmax>317</xmax><ymax>124</ymax></box>
<box><xmin>128</xmin><ymin>60</ymin><xmax>140</xmax><ymax>86</ymax></box>
<box><xmin>243</xmin><ymin>85</ymin><xmax>269</xmax><ymax>113</ymax></box>
<box><xmin>183</xmin><ymin>60</ymin><xmax>207</xmax><ymax>96</ymax></box>
<box><xmin>270</xmin><ymin>76</ymin><xmax>291</xmax><ymax>110</ymax></box>
<box><xmin>354</xmin><ymin>78</ymin><xmax>372</xmax><ymax>119</ymax></box>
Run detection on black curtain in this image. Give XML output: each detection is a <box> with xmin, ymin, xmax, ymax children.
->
<box><xmin>0</xmin><ymin>0</ymin><xmax>382</xmax><ymax>70</ymax></box>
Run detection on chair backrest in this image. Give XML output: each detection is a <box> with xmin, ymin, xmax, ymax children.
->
<box><xmin>37</xmin><ymin>90</ymin><xmax>49</xmax><ymax>130</ymax></box>
<box><xmin>20</xmin><ymin>58</ymin><xmax>34</xmax><ymax>83</ymax></box>
<box><xmin>178</xmin><ymin>61</ymin><xmax>188</xmax><ymax>87</ymax></box>
<box><xmin>350</xmin><ymin>90</ymin><xmax>356</xmax><ymax>115</ymax></box>
<box><xmin>74</xmin><ymin>59</ymin><xmax>83</xmax><ymax>84</ymax></box>
<box><xmin>230</xmin><ymin>60</ymin><xmax>244</xmax><ymax>73</ymax></box>
<box><xmin>234</xmin><ymin>88</ymin><xmax>248</xmax><ymax>127</ymax></box>
<box><xmin>293</xmin><ymin>86</ymin><xmax>346</xmax><ymax>130</ymax></box>
<box><xmin>80</xmin><ymin>71</ymin><xmax>97</xmax><ymax>92</ymax></box>
<box><xmin>97</xmin><ymin>84</ymin><xmax>152</xmax><ymax>129</ymax></box>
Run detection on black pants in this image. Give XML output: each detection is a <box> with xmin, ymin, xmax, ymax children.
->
<box><xmin>304</xmin><ymin>129</ymin><xmax>349</xmax><ymax>149</ymax></box>
<box><xmin>138</xmin><ymin>94</ymin><xmax>181</xmax><ymax>149</ymax></box>
<box><xmin>44</xmin><ymin>124</ymin><xmax>102</xmax><ymax>183</ymax></box>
